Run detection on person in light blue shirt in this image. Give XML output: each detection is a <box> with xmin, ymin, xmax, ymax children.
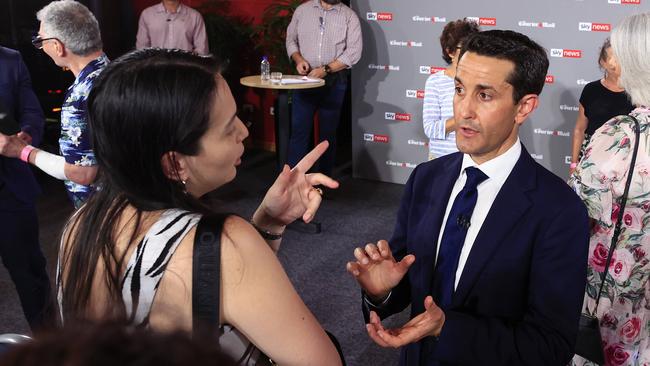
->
<box><xmin>423</xmin><ymin>19</ymin><xmax>479</xmax><ymax>160</ymax></box>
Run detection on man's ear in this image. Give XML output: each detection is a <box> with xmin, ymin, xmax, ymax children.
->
<box><xmin>160</xmin><ymin>151</ymin><xmax>187</xmax><ymax>182</ymax></box>
<box><xmin>514</xmin><ymin>94</ymin><xmax>539</xmax><ymax>126</ymax></box>
<box><xmin>53</xmin><ymin>39</ymin><xmax>65</xmax><ymax>57</ymax></box>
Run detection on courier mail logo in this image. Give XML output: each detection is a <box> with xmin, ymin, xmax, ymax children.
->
<box><xmin>367</xmin><ymin>12</ymin><xmax>393</xmax><ymax>21</ymax></box>
<box><xmin>386</xmin><ymin>160</ymin><xmax>417</xmax><ymax>169</ymax></box>
<box><xmin>385</xmin><ymin>112</ymin><xmax>412</xmax><ymax>121</ymax></box>
<box><xmin>518</xmin><ymin>20</ymin><xmax>556</xmax><ymax>28</ymax></box>
<box><xmin>419</xmin><ymin>66</ymin><xmax>446</xmax><ymax>74</ymax></box>
<box><xmin>578</xmin><ymin>22</ymin><xmax>611</xmax><ymax>32</ymax></box>
<box><xmin>364</xmin><ymin>133</ymin><xmax>390</xmax><ymax>143</ymax></box>
<box><xmin>412</xmin><ymin>15</ymin><xmax>447</xmax><ymax>23</ymax></box>
<box><xmin>390</xmin><ymin>40</ymin><xmax>423</xmax><ymax>47</ymax></box>
<box><xmin>550</xmin><ymin>49</ymin><xmax>582</xmax><ymax>58</ymax></box>
<box><xmin>608</xmin><ymin>0</ymin><xmax>641</xmax><ymax>4</ymax></box>
<box><xmin>466</xmin><ymin>17</ymin><xmax>497</xmax><ymax>26</ymax></box>
<box><xmin>534</xmin><ymin>128</ymin><xmax>570</xmax><ymax>137</ymax></box>
<box><xmin>405</xmin><ymin>89</ymin><xmax>425</xmax><ymax>99</ymax></box>
<box><xmin>368</xmin><ymin>64</ymin><xmax>400</xmax><ymax>71</ymax></box>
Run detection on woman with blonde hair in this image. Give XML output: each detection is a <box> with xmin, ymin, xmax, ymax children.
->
<box><xmin>570</xmin><ymin>12</ymin><xmax>650</xmax><ymax>366</ymax></box>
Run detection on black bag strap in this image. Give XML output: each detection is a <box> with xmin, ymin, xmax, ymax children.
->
<box><xmin>588</xmin><ymin>115</ymin><xmax>641</xmax><ymax>316</ymax></box>
<box><xmin>192</xmin><ymin>213</ymin><xmax>229</xmax><ymax>338</ymax></box>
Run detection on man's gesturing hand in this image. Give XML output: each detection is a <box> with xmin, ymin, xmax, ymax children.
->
<box><xmin>346</xmin><ymin>240</ymin><xmax>415</xmax><ymax>300</ymax></box>
<box><xmin>366</xmin><ymin>296</ymin><xmax>445</xmax><ymax>348</ymax></box>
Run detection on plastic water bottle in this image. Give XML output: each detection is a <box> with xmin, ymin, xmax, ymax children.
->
<box><xmin>260</xmin><ymin>56</ymin><xmax>270</xmax><ymax>83</ymax></box>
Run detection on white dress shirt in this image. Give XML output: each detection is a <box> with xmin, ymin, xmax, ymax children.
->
<box><xmin>436</xmin><ymin>139</ymin><xmax>522</xmax><ymax>289</ymax></box>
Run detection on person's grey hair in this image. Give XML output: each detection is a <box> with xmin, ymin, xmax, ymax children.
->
<box><xmin>36</xmin><ymin>0</ymin><xmax>102</xmax><ymax>56</ymax></box>
<box><xmin>611</xmin><ymin>12</ymin><xmax>650</xmax><ymax>107</ymax></box>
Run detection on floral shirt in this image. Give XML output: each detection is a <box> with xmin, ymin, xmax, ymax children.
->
<box><xmin>569</xmin><ymin>108</ymin><xmax>650</xmax><ymax>366</ymax></box>
<box><xmin>60</xmin><ymin>54</ymin><xmax>108</xmax><ymax>207</ymax></box>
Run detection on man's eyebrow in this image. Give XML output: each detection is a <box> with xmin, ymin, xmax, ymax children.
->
<box><xmin>475</xmin><ymin>83</ymin><xmax>497</xmax><ymax>92</ymax></box>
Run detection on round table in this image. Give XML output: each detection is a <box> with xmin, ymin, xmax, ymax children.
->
<box><xmin>240</xmin><ymin>75</ymin><xmax>325</xmax><ymax>170</ymax></box>
<box><xmin>240</xmin><ymin>75</ymin><xmax>325</xmax><ymax>90</ymax></box>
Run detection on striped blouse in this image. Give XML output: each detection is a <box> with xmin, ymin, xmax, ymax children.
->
<box><xmin>422</xmin><ymin>70</ymin><xmax>458</xmax><ymax>159</ymax></box>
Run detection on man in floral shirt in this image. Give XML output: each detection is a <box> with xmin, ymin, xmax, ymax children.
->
<box><xmin>0</xmin><ymin>0</ymin><xmax>107</xmax><ymax>207</ymax></box>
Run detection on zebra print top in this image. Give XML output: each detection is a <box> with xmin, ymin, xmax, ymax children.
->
<box><xmin>58</xmin><ymin>209</ymin><xmax>268</xmax><ymax>364</ymax></box>
<box><xmin>57</xmin><ymin>209</ymin><xmax>201</xmax><ymax>324</ymax></box>
<box><xmin>121</xmin><ymin>209</ymin><xmax>201</xmax><ymax>325</ymax></box>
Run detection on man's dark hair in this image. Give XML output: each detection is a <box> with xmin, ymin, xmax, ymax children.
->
<box><xmin>459</xmin><ymin>30</ymin><xmax>549</xmax><ymax>103</ymax></box>
<box><xmin>439</xmin><ymin>18</ymin><xmax>480</xmax><ymax>64</ymax></box>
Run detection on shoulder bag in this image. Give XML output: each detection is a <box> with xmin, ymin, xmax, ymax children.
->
<box><xmin>575</xmin><ymin>115</ymin><xmax>641</xmax><ymax>364</ymax></box>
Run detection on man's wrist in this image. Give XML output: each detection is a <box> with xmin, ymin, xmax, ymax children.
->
<box><xmin>364</xmin><ymin>290</ymin><xmax>392</xmax><ymax>307</ymax></box>
<box><xmin>323</xmin><ymin>64</ymin><xmax>331</xmax><ymax>74</ymax></box>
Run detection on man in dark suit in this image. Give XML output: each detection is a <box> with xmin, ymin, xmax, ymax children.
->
<box><xmin>347</xmin><ymin>30</ymin><xmax>589</xmax><ymax>365</ymax></box>
<box><xmin>0</xmin><ymin>46</ymin><xmax>51</xmax><ymax>330</ymax></box>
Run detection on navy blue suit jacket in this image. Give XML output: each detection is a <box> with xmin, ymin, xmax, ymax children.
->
<box><xmin>0</xmin><ymin>47</ymin><xmax>44</xmax><ymax>206</ymax></box>
<box><xmin>364</xmin><ymin>145</ymin><xmax>589</xmax><ymax>365</ymax></box>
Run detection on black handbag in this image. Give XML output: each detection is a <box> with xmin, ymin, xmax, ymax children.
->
<box><xmin>575</xmin><ymin>115</ymin><xmax>641</xmax><ymax>365</ymax></box>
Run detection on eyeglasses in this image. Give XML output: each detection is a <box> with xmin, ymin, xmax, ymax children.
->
<box><xmin>31</xmin><ymin>35</ymin><xmax>58</xmax><ymax>49</ymax></box>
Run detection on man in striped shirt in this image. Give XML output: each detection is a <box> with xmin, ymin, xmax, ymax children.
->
<box><xmin>286</xmin><ymin>0</ymin><xmax>362</xmax><ymax>176</ymax></box>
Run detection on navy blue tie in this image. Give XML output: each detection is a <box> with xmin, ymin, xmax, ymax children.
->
<box><xmin>432</xmin><ymin>166</ymin><xmax>488</xmax><ymax>310</ymax></box>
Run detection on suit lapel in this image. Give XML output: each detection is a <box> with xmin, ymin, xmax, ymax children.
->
<box><xmin>452</xmin><ymin>148</ymin><xmax>537</xmax><ymax>306</ymax></box>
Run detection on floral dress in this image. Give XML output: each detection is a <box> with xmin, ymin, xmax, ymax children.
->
<box><xmin>569</xmin><ymin>108</ymin><xmax>650</xmax><ymax>366</ymax></box>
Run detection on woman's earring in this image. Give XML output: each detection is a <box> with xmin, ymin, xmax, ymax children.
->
<box><xmin>181</xmin><ymin>179</ymin><xmax>188</xmax><ymax>195</ymax></box>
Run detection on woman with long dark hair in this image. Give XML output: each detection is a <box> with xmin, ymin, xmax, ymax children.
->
<box><xmin>47</xmin><ymin>49</ymin><xmax>341</xmax><ymax>365</ymax></box>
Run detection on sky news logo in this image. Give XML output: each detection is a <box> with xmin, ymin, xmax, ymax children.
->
<box><xmin>385</xmin><ymin>112</ymin><xmax>411</xmax><ymax>121</ymax></box>
<box><xmin>368</xmin><ymin>64</ymin><xmax>400</xmax><ymax>71</ymax></box>
<box><xmin>466</xmin><ymin>17</ymin><xmax>497</xmax><ymax>26</ymax></box>
<box><xmin>419</xmin><ymin>66</ymin><xmax>446</xmax><ymax>74</ymax></box>
<box><xmin>608</xmin><ymin>0</ymin><xmax>641</xmax><ymax>4</ymax></box>
<box><xmin>412</xmin><ymin>15</ymin><xmax>447</xmax><ymax>23</ymax></box>
<box><xmin>406</xmin><ymin>89</ymin><xmax>425</xmax><ymax>99</ymax></box>
<box><xmin>390</xmin><ymin>40</ymin><xmax>423</xmax><ymax>47</ymax></box>
<box><xmin>364</xmin><ymin>133</ymin><xmax>389</xmax><ymax>143</ymax></box>
<box><xmin>386</xmin><ymin>160</ymin><xmax>417</xmax><ymax>169</ymax></box>
<box><xmin>534</xmin><ymin>128</ymin><xmax>570</xmax><ymax>137</ymax></box>
<box><xmin>550</xmin><ymin>49</ymin><xmax>582</xmax><ymax>58</ymax></box>
<box><xmin>367</xmin><ymin>12</ymin><xmax>393</xmax><ymax>21</ymax></box>
<box><xmin>578</xmin><ymin>22</ymin><xmax>611</xmax><ymax>32</ymax></box>
<box><xmin>518</xmin><ymin>20</ymin><xmax>556</xmax><ymax>28</ymax></box>
<box><xmin>545</xmin><ymin>75</ymin><xmax>555</xmax><ymax>84</ymax></box>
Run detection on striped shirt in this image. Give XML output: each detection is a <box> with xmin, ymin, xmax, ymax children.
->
<box><xmin>136</xmin><ymin>2</ymin><xmax>209</xmax><ymax>55</ymax></box>
<box><xmin>423</xmin><ymin>70</ymin><xmax>458</xmax><ymax>159</ymax></box>
<box><xmin>286</xmin><ymin>0</ymin><xmax>362</xmax><ymax>69</ymax></box>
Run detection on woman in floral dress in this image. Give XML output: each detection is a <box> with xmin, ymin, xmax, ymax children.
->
<box><xmin>569</xmin><ymin>12</ymin><xmax>650</xmax><ymax>366</ymax></box>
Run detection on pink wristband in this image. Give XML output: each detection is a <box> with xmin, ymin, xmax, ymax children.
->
<box><xmin>569</xmin><ymin>162</ymin><xmax>578</xmax><ymax>169</ymax></box>
<box><xmin>20</xmin><ymin>145</ymin><xmax>35</xmax><ymax>163</ymax></box>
